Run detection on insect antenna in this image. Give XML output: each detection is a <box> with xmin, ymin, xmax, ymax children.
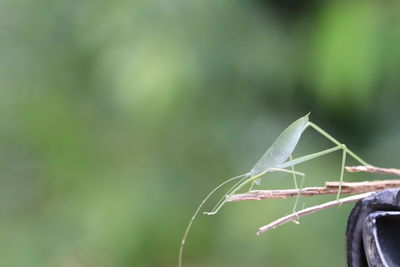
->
<box><xmin>178</xmin><ymin>173</ymin><xmax>249</xmax><ymax>267</ymax></box>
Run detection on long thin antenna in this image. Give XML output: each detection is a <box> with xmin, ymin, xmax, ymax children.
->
<box><xmin>178</xmin><ymin>173</ymin><xmax>248</xmax><ymax>267</ymax></box>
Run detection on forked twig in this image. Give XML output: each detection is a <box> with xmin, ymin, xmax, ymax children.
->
<box><xmin>256</xmin><ymin>192</ymin><xmax>373</xmax><ymax>235</ymax></box>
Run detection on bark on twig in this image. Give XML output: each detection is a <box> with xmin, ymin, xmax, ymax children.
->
<box><xmin>256</xmin><ymin>192</ymin><xmax>373</xmax><ymax>235</ymax></box>
<box><xmin>346</xmin><ymin>166</ymin><xmax>400</xmax><ymax>176</ymax></box>
<box><xmin>229</xmin><ymin>165</ymin><xmax>400</xmax><ymax>235</ymax></box>
<box><xmin>228</xmin><ymin>180</ymin><xmax>400</xmax><ymax>202</ymax></box>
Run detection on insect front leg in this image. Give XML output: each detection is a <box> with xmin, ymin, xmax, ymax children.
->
<box><xmin>266</xmin><ymin>165</ymin><xmax>307</xmax><ymax>213</ymax></box>
<box><xmin>248</xmin><ymin>180</ymin><xmax>256</xmax><ymax>192</ymax></box>
<box><xmin>205</xmin><ymin>174</ymin><xmax>249</xmax><ymax>215</ymax></box>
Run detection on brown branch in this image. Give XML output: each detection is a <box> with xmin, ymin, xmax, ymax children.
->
<box><xmin>346</xmin><ymin>166</ymin><xmax>400</xmax><ymax>176</ymax></box>
<box><xmin>228</xmin><ymin>180</ymin><xmax>400</xmax><ymax>202</ymax></box>
<box><xmin>256</xmin><ymin>192</ymin><xmax>374</xmax><ymax>235</ymax></box>
<box><xmin>231</xmin><ymin>165</ymin><xmax>400</xmax><ymax>235</ymax></box>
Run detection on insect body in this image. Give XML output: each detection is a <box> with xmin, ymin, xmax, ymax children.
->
<box><xmin>250</xmin><ymin>113</ymin><xmax>309</xmax><ymax>184</ymax></box>
<box><xmin>179</xmin><ymin>114</ymin><xmax>369</xmax><ymax>267</ymax></box>
<box><xmin>203</xmin><ymin>114</ymin><xmax>310</xmax><ymax>216</ymax></box>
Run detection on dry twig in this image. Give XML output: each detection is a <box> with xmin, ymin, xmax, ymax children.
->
<box><xmin>346</xmin><ymin>165</ymin><xmax>400</xmax><ymax>176</ymax></box>
<box><xmin>230</xmin><ymin>165</ymin><xmax>400</xmax><ymax>235</ymax></box>
<box><xmin>256</xmin><ymin>192</ymin><xmax>373</xmax><ymax>235</ymax></box>
<box><xmin>228</xmin><ymin>180</ymin><xmax>400</xmax><ymax>202</ymax></box>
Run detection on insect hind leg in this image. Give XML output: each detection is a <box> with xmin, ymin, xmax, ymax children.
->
<box><xmin>336</xmin><ymin>144</ymin><xmax>347</xmax><ymax>201</ymax></box>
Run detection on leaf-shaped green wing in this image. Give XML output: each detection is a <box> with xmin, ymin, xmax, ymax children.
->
<box><xmin>249</xmin><ymin>114</ymin><xmax>310</xmax><ymax>184</ymax></box>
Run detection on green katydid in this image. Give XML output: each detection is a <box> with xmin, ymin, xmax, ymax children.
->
<box><xmin>178</xmin><ymin>113</ymin><xmax>369</xmax><ymax>267</ymax></box>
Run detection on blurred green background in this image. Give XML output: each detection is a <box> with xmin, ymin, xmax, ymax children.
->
<box><xmin>1</xmin><ymin>0</ymin><xmax>400</xmax><ymax>266</ymax></box>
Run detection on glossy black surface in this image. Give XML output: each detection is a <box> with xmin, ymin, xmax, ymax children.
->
<box><xmin>346</xmin><ymin>189</ymin><xmax>400</xmax><ymax>267</ymax></box>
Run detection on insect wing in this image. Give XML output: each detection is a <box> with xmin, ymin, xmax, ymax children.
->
<box><xmin>250</xmin><ymin>114</ymin><xmax>309</xmax><ymax>184</ymax></box>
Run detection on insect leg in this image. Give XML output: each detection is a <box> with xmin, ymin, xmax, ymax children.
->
<box><xmin>257</xmin><ymin>165</ymin><xmax>306</xmax><ymax>213</ymax></box>
<box><xmin>290</xmin><ymin>154</ymin><xmax>298</xmax><ymax>189</ymax></box>
<box><xmin>248</xmin><ymin>180</ymin><xmax>256</xmax><ymax>192</ymax></box>
<box><xmin>293</xmin><ymin>172</ymin><xmax>306</xmax><ymax>213</ymax></box>
<box><xmin>306</xmin><ymin>122</ymin><xmax>370</xmax><ymax>200</ymax></box>
<box><xmin>279</xmin><ymin>145</ymin><xmax>343</xmax><ymax>169</ymax></box>
<box><xmin>279</xmin><ymin>144</ymin><xmax>349</xmax><ymax>204</ymax></box>
<box><xmin>307</xmin><ymin>122</ymin><xmax>369</xmax><ymax>166</ymax></box>
<box><xmin>203</xmin><ymin>172</ymin><xmax>267</xmax><ymax>216</ymax></box>
<box><xmin>281</xmin><ymin>144</ymin><xmax>348</xmax><ymax>202</ymax></box>
<box><xmin>336</xmin><ymin>145</ymin><xmax>347</xmax><ymax>200</ymax></box>
<box><xmin>289</xmin><ymin>154</ymin><xmax>301</xmax><ymax>213</ymax></box>
<box><xmin>205</xmin><ymin>174</ymin><xmax>248</xmax><ymax>214</ymax></box>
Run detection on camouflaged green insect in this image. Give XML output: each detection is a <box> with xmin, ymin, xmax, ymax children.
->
<box><xmin>179</xmin><ymin>113</ymin><xmax>369</xmax><ymax>267</ymax></box>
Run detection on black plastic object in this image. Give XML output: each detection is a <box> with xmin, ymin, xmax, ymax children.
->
<box><xmin>346</xmin><ymin>189</ymin><xmax>400</xmax><ymax>267</ymax></box>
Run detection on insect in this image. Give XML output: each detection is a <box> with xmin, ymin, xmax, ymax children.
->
<box><xmin>178</xmin><ymin>113</ymin><xmax>369</xmax><ymax>267</ymax></box>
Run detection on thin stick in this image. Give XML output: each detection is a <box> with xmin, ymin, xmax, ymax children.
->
<box><xmin>346</xmin><ymin>166</ymin><xmax>400</xmax><ymax>176</ymax></box>
<box><xmin>227</xmin><ymin>180</ymin><xmax>400</xmax><ymax>202</ymax></box>
<box><xmin>256</xmin><ymin>192</ymin><xmax>374</xmax><ymax>235</ymax></box>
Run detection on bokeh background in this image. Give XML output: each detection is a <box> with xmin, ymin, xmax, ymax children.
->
<box><xmin>1</xmin><ymin>0</ymin><xmax>400</xmax><ymax>266</ymax></box>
